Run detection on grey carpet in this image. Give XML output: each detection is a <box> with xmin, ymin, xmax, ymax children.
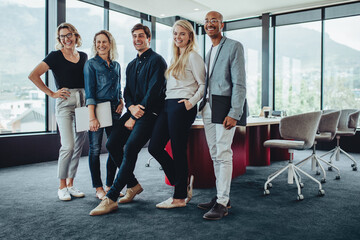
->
<box><xmin>1</xmin><ymin>149</ymin><xmax>360</xmax><ymax>240</ymax></box>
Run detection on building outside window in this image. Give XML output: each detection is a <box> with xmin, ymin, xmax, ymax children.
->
<box><xmin>0</xmin><ymin>0</ymin><xmax>45</xmax><ymax>134</ymax></box>
<box><xmin>323</xmin><ymin>15</ymin><xmax>360</xmax><ymax>110</ymax></box>
<box><xmin>274</xmin><ymin>21</ymin><xmax>321</xmax><ymax>115</ymax></box>
<box><xmin>109</xmin><ymin>10</ymin><xmax>139</xmax><ymax>89</ymax></box>
<box><xmin>66</xmin><ymin>0</ymin><xmax>104</xmax><ymax>56</ymax></box>
<box><xmin>225</xmin><ymin>27</ymin><xmax>262</xmax><ymax>116</ymax></box>
<box><xmin>155</xmin><ymin>22</ymin><xmax>173</xmax><ymax>65</ymax></box>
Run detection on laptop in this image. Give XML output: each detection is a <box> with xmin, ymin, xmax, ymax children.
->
<box><xmin>75</xmin><ymin>101</ymin><xmax>112</xmax><ymax>132</ymax></box>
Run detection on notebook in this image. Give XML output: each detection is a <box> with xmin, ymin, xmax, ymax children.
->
<box><xmin>211</xmin><ymin>95</ymin><xmax>247</xmax><ymax>126</ymax></box>
<box><xmin>75</xmin><ymin>101</ymin><xmax>112</xmax><ymax>132</ymax></box>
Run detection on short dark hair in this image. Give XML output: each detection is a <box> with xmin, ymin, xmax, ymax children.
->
<box><xmin>131</xmin><ymin>23</ymin><xmax>151</xmax><ymax>39</ymax></box>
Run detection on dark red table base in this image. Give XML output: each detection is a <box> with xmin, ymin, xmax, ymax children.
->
<box><xmin>165</xmin><ymin>123</ymin><xmax>289</xmax><ymax>189</ymax></box>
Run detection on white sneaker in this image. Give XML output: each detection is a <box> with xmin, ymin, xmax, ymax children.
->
<box><xmin>67</xmin><ymin>186</ymin><xmax>85</xmax><ymax>198</ymax></box>
<box><xmin>58</xmin><ymin>187</ymin><xmax>71</xmax><ymax>201</ymax></box>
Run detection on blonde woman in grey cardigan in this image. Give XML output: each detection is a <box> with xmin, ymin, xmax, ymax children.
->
<box><xmin>148</xmin><ymin>20</ymin><xmax>205</xmax><ymax>209</ymax></box>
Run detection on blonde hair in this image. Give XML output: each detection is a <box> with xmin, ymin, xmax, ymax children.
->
<box><xmin>91</xmin><ymin>30</ymin><xmax>118</xmax><ymax>61</ymax></box>
<box><xmin>55</xmin><ymin>23</ymin><xmax>82</xmax><ymax>50</ymax></box>
<box><xmin>165</xmin><ymin>20</ymin><xmax>197</xmax><ymax>80</ymax></box>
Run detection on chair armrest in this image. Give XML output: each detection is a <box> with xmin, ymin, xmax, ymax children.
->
<box><xmin>318</xmin><ymin>111</ymin><xmax>341</xmax><ymax>138</ymax></box>
<box><xmin>348</xmin><ymin>111</ymin><xmax>360</xmax><ymax>129</ymax></box>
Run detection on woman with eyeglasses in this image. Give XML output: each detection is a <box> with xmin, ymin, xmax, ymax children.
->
<box><xmin>84</xmin><ymin>30</ymin><xmax>123</xmax><ymax>200</ymax></box>
<box><xmin>29</xmin><ymin>23</ymin><xmax>87</xmax><ymax>201</ymax></box>
<box><xmin>148</xmin><ymin>20</ymin><xmax>205</xmax><ymax>208</ymax></box>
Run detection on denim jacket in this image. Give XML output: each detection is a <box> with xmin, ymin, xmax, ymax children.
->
<box><xmin>84</xmin><ymin>55</ymin><xmax>122</xmax><ymax>107</ymax></box>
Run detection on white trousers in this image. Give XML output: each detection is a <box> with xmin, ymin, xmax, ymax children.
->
<box><xmin>55</xmin><ymin>88</ymin><xmax>86</xmax><ymax>179</ymax></box>
<box><xmin>201</xmin><ymin>102</ymin><xmax>236</xmax><ymax>207</ymax></box>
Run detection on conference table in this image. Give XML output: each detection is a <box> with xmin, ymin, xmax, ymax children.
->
<box><xmin>165</xmin><ymin>116</ymin><xmax>289</xmax><ymax>188</ymax></box>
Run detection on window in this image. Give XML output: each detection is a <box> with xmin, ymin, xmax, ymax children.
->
<box><xmin>109</xmin><ymin>10</ymin><xmax>139</xmax><ymax>88</ymax></box>
<box><xmin>155</xmin><ymin>22</ymin><xmax>173</xmax><ymax>65</ymax></box>
<box><xmin>0</xmin><ymin>0</ymin><xmax>45</xmax><ymax>134</ymax></box>
<box><xmin>274</xmin><ymin>21</ymin><xmax>321</xmax><ymax>115</ymax></box>
<box><xmin>323</xmin><ymin>15</ymin><xmax>360</xmax><ymax>110</ymax></box>
<box><xmin>66</xmin><ymin>0</ymin><xmax>104</xmax><ymax>56</ymax></box>
<box><xmin>226</xmin><ymin>27</ymin><xmax>262</xmax><ymax>116</ymax></box>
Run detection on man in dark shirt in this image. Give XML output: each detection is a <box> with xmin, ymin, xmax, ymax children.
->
<box><xmin>90</xmin><ymin>23</ymin><xmax>167</xmax><ymax>216</ymax></box>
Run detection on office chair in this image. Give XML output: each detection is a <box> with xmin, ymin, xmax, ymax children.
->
<box><xmin>263</xmin><ymin>111</ymin><xmax>325</xmax><ymax>201</ymax></box>
<box><xmin>296</xmin><ymin>110</ymin><xmax>341</xmax><ymax>183</ymax></box>
<box><xmin>320</xmin><ymin>109</ymin><xmax>360</xmax><ymax>171</ymax></box>
<box><xmin>145</xmin><ymin>157</ymin><xmax>163</xmax><ymax>170</ymax></box>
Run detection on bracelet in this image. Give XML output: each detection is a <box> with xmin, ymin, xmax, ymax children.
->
<box><xmin>89</xmin><ymin>118</ymin><xmax>96</xmax><ymax>122</ymax></box>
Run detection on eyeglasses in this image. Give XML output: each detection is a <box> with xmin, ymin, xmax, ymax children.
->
<box><xmin>204</xmin><ymin>19</ymin><xmax>221</xmax><ymax>25</ymax></box>
<box><xmin>59</xmin><ymin>33</ymin><xmax>73</xmax><ymax>40</ymax></box>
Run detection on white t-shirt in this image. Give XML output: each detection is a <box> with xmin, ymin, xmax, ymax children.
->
<box><xmin>208</xmin><ymin>44</ymin><xmax>219</xmax><ymax>75</ymax></box>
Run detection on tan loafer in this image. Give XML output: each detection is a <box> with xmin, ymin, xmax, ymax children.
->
<box><xmin>118</xmin><ymin>183</ymin><xmax>143</xmax><ymax>204</ymax></box>
<box><xmin>105</xmin><ymin>186</ymin><xmax>125</xmax><ymax>198</ymax></box>
<box><xmin>156</xmin><ymin>197</ymin><xmax>186</xmax><ymax>209</ymax></box>
<box><xmin>89</xmin><ymin>197</ymin><xmax>118</xmax><ymax>216</ymax></box>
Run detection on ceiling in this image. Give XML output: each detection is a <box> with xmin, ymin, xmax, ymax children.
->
<box><xmin>108</xmin><ymin>0</ymin><xmax>357</xmax><ymax>24</ymax></box>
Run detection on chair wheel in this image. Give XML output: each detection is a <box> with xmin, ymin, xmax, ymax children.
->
<box><xmin>316</xmin><ymin>171</ymin><xmax>321</xmax><ymax>175</ymax></box>
<box><xmin>264</xmin><ymin>189</ymin><xmax>270</xmax><ymax>195</ymax></box>
<box><xmin>297</xmin><ymin>194</ymin><xmax>304</xmax><ymax>201</ymax></box>
<box><xmin>328</xmin><ymin>166</ymin><xmax>333</xmax><ymax>171</ymax></box>
<box><xmin>145</xmin><ymin>163</ymin><xmax>150</xmax><ymax>167</ymax></box>
<box><xmin>267</xmin><ymin>183</ymin><xmax>272</xmax><ymax>188</ymax></box>
<box><xmin>299</xmin><ymin>183</ymin><xmax>304</xmax><ymax>188</ymax></box>
<box><xmin>321</xmin><ymin>178</ymin><xmax>326</xmax><ymax>183</ymax></box>
<box><xmin>351</xmin><ymin>163</ymin><xmax>355</xmax><ymax>167</ymax></box>
<box><xmin>318</xmin><ymin>189</ymin><xmax>325</xmax><ymax>196</ymax></box>
<box><xmin>353</xmin><ymin>167</ymin><xmax>357</xmax><ymax>171</ymax></box>
<box><xmin>335</xmin><ymin>175</ymin><xmax>340</xmax><ymax>180</ymax></box>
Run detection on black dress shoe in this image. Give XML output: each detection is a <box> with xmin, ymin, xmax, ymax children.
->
<box><xmin>197</xmin><ymin>196</ymin><xmax>231</xmax><ymax>210</ymax></box>
<box><xmin>203</xmin><ymin>203</ymin><xmax>228</xmax><ymax>220</ymax></box>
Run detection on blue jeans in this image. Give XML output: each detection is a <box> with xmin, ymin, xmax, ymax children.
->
<box><xmin>88</xmin><ymin>125</ymin><xmax>117</xmax><ymax>188</ymax></box>
<box><xmin>148</xmin><ymin>99</ymin><xmax>197</xmax><ymax>199</ymax></box>
<box><xmin>106</xmin><ymin>112</ymin><xmax>157</xmax><ymax>202</ymax></box>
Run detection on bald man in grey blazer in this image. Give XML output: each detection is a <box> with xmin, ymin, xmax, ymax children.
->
<box><xmin>197</xmin><ymin>11</ymin><xmax>246</xmax><ymax>220</ymax></box>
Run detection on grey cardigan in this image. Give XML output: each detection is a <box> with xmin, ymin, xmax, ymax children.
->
<box><xmin>205</xmin><ymin>36</ymin><xmax>246</xmax><ymax>121</ymax></box>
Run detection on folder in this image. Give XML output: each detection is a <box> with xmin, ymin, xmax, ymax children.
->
<box><xmin>211</xmin><ymin>95</ymin><xmax>247</xmax><ymax>126</ymax></box>
<box><xmin>75</xmin><ymin>101</ymin><xmax>112</xmax><ymax>132</ymax></box>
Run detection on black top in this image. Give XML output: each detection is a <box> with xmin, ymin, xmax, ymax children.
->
<box><xmin>43</xmin><ymin>50</ymin><xmax>88</xmax><ymax>89</ymax></box>
<box><xmin>124</xmin><ymin>48</ymin><xmax>167</xmax><ymax>116</ymax></box>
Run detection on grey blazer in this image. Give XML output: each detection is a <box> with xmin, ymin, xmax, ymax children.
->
<box><xmin>205</xmin><ymin>36</ymin><xmax>246</xmax><ymax>121</ymax></box>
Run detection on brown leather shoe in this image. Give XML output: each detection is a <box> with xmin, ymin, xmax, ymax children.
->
<box><xmin>89</xmin><ymin>197</ymin><xmax>118</xmax><ymax>216</ymax></box>
<box><xmin>118</xmin><ymin>183</ymin><xmax>143</xmax><ymax>204</ymax></box>
<box><xmin>203</xmin><ymin>203</ymin><xmax>228</xmax><ymax>220</ymax></box>
<box><xmin>197</xmin><ymin>196</ymin><xmax>231</xmax><ymax>210</ymax></box>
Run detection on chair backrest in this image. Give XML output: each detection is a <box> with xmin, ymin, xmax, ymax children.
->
<box><xmin>279</xmin><ymin>111</ymin><xmax>322</xmax><ymax>149</ymax></box>
<box><xmin>318</xmin><ymin>110</ymin><xmax>341</xmax><ymax>139</ymax></box>
<box><xmin>337</xmin><ymin>109</ymin><xmax>360</xmax><ymax>132</ymax></box>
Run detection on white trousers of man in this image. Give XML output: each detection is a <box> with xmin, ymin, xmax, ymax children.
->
<box><xmin>201</xmin><ymin>102</ymin><xmax>236</xmax><ymax>207</ymax></box>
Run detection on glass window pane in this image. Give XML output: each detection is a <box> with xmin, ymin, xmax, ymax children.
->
<box><xmin>323</xmin><ymin>16</ymin><xmax>360</xmax><ymax>110</ymax></box>
<box><xmin>0</xmin><ymin>0</ymin><xmax>45</xmax><ymax>134</ymax></box>
<box><xmin>66</xmin><ymin>0</ymin><xmax>104</xmax><ymax>56</ymax></box>
<box><xmin>226</xmin><ymin>27</ymin><xmax>262</xmax><ymax>116</ymax></box>
<box><xmin>274</xmin><ymin>22</ymin><xmax>321</xmax><ymax>115</ymax></box>
<box><xmin>109</xmin><ymin>10</ymin><xmax>139</xmax><ymax>89</ymax></box>
<box><xmin>155</xmin><ymin>23</ymin><xmax>173</xmax><ymax>65</ymax></box>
